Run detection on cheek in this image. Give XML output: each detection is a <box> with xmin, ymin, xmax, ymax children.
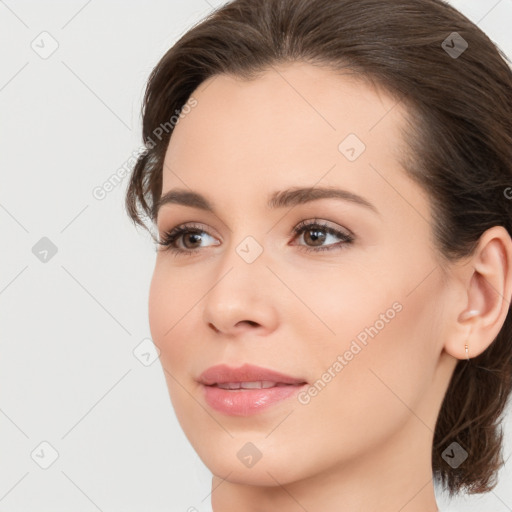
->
<box><xmin>291</xmin><ymin>306</ymin><xmax>427</xmax><ymax>469</ymax></box>
<box><xmin>148</xmin><ymin>266</ymin><xmax>200</xmax><ymax>425</ymax></box>
<box><xmin>306</xmin><ymin>270</ymin><xmax>442</xmax><ymax>440</ymax></box>
<box><xmin>148</xmin><ymin>265</ymin><xmax>192</xmax><ymax>367</ymax></box>
<box><xmin>297</xmin><ymin>256</ymin><xmax>440</xmax><ymax>413</ymax></box>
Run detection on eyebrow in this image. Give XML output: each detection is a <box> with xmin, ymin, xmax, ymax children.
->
<box><xmin>154</xmin><ymin>186</ymin><xmax>379</xmax><ymax>217</ymax></box>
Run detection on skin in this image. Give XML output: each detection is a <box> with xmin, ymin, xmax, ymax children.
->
<box><xmin>148</xmin><ymin>62</ymin><xmax>512</xmax><ymax>511</ymax></box>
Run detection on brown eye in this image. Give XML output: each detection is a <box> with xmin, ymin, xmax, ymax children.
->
<box><xmin>181</xmin><ymin>231</ymin><xmax>205</xmax><ymax>249</ymax></box>
<box><xmin>292</xmin><ymin>220</ymin><xmax>354</xmax><ymax>253</ymax></box>
<box><xmin>157</xmin><ymin>223</ymin><xmax>219</xmax><ymax>255</ymax></box>
<box><xmin>302</xmin><ymin>227</ymin><xmax>327</xmax><ymax>246</ymax></box>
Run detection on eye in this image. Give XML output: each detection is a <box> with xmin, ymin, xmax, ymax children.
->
<box><xmin>156</xmin><ymin>222</ymin><xmax>219</xmax><ymax>256</ymax></box>
<box><xmin>157</xmin><ymin>219</ymin><xmax>354</xmax><ymax>256</ymax></box>
<box><xmin>291</xmin><ymin>219</ymin><xmax>354</xmax><ymax>253</ymax></box>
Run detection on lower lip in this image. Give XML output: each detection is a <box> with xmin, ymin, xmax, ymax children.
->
<box><xmin>201</xmin><ymin>383</ymin><xmax>307</xmax><ymax>416</ymax></box>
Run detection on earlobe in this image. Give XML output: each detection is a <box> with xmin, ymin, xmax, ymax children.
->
<box><xmin>457</xmin><ymin>309</ymin><xmax>480</xmax><ymax>360</ymax></box>
<box><xmin>445</xmin><ymin>226</ymin><xmax>512</xmax><ymax>361</ymax></box>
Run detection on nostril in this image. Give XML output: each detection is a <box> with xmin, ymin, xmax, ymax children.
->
<box><xmin>238</xmin><ymin>320</ymin><xmax>259</xmax><ymax>327</ymax></box>
<box><xmin>208</xmin><ymin>323</ymin><xmax>220</xmax><ymax>333</ymax></box>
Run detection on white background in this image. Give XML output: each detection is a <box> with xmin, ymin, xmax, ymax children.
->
<box><xmin>1</xmin><ymin>1</ymin><xmax>511</xmax><ymax>510</ymax></box>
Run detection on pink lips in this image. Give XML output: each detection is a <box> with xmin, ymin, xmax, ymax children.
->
<box><xmin>198</xmin><ymin>363</ymin><xmax>308</xmax><ymax>416</ymax></box>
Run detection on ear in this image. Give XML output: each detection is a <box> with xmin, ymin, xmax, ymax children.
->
<box><xmin>444</xmin><ymin>226</ymin><xmax>512</xmax><ymax>360</ymax></box>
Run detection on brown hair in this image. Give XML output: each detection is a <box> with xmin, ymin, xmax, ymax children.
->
<box><xmin>125</xmin><ymin>0</ymin><xmax>512</xmax><ymax>496</ymax></box>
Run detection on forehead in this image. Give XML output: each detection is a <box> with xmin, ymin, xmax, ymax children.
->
<box><xmin>161</xmin><ymin>61</ymin><xmax>419</xmax><ymax>216</ymax></box>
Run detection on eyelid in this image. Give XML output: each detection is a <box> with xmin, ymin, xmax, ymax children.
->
<box><xmin>158</xmin><ymin>218</ymin><xmax>351</xmax><ymax>239</ymax></box>
<box><xmin>292</xmin><ymin>218</ymin><xmax>354</xmax><ymax>237</ymax></box>
<box><xmin>159</xmin><ymin>221</ymin><xmax>219</xmax><ymax>240</ymax></box>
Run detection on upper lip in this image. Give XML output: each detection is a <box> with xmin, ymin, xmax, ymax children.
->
<box><xmin>198</xmin><ymin>363</ymin><xmax>307</xmax><ymax>386</ymax></box>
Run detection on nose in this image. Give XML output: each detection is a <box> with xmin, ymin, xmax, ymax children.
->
<box><xmin>202</xmin><ymin>253</ymin><xmax>279</xmax><ymax>337</ymax></box>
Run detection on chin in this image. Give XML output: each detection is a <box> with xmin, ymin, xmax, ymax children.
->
<box><xmin>191</xmin><ymin>437</ymin><xmax>314</xmax><ymax>487</ymax></box>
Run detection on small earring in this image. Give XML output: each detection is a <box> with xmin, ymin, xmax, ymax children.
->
<box><xmin>460</xmin><ymin>310</ymin><xmax>478</xmax><ymax>361</ymax></box>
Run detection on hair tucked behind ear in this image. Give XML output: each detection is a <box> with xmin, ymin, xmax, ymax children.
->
<box><xmin>125</xmin><ymin>0</ymin><xmax>512</xmax><ymax>495</ymax></box>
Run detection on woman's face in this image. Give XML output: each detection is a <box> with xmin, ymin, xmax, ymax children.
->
<box><xmin>149</xmin><ymin>62</ymin><xmax>458</xmax><ymax>486</ymax></box>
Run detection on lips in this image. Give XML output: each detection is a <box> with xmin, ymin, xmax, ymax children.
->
<box><xmin>198</xmin><ymin>364</ymin><xmax>308</xmax><ymax>416</ymax></box>
<box><xmin>198</xmin><ymin>363</ymin><xmax>307</xmax><ymax>386</ymax></box>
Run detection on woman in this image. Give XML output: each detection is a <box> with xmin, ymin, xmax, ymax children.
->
<box><xmin>125</xmin><ymin>0</ymin><xmax>512</xmax><ymax>510</ymax></box>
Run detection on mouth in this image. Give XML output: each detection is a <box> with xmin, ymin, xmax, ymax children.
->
<box><xmin>198</xmin><ymin>364</ymin><xmax>308</xmax><ymax>416</ymax></box>
<box><xmin>212</xmin><ymin>381</ymin><xmax>300</xmax><ymax>390</ymax></box>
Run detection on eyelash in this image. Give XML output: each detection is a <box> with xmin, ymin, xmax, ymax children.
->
<box><xmin>157</xmin><ymin>219</ymin><xmax>355</xmax><ymax>256</ymax></box>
